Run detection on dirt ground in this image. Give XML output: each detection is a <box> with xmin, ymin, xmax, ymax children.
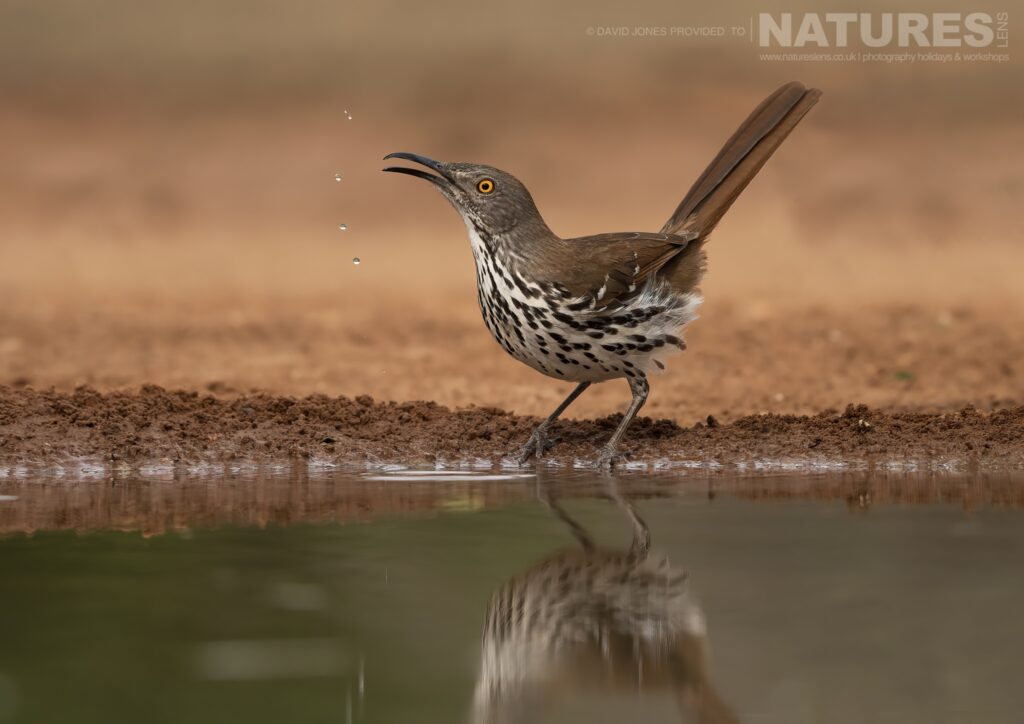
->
<box><xmin>2</xmin><ymin>95</ymin><xmax>1022</xmax><ymax>471</ymax></box>
<box><xmin>2</xmin><ymin>101</ymin><xmax>1022</xmax><ymax>471</ymax></box>
<box><xmin>1</xmin><ymin>3</ymin><xmax>1022</xmax><ymax>473</ymax></box>
<box><xmin>2</xmin><ymin>385</ymin><xmax>1023</xmax><ymax>473</ymax></box>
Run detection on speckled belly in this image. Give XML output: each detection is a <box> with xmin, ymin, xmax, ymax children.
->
<box><xmin>472</xmin><ymin>250</ymin><xmax>701</xmax><ymax>384</ymax></box>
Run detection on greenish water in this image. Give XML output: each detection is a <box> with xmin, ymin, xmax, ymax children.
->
<box><xmin>1</xmin><ymin>472</ymin><xmax>1023</xmax><ymax>723</ymax></box>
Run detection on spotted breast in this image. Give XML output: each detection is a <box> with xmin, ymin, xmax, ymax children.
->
<box><xmin>467</xmin><ymin>223</ymin><xmax>702</xmax><ymax>385</ymax></box>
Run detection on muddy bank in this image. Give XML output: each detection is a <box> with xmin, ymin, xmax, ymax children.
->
<box><xmin>2</xmin><ymin>386</ymin><xmax>1023</xmax><ymax>473</ymax></box>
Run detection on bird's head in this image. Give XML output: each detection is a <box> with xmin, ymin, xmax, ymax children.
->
<box><xmin>383</xmin><ymin>152</ymin><xmax>544</xmax><ymax>236</ymax></box>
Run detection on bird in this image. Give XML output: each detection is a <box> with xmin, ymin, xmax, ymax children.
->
<box><xmin>384</xmin><ymin>81</ymin><xmax>821</xmax><ymax>469</ymax></box>
<box><xmin>471</xmin><ymin>479</ymin><xmax>738</xmax><ymax>724</ymax></box>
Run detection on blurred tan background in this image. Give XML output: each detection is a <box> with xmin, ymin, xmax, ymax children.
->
<box><xmin>1</xmin><ymin>0</ymin><xmax>1021</xmax><ymax>422</ymax></box>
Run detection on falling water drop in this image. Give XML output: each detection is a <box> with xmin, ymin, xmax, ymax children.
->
<box><xmin>334</xmin><ymin>173</ymin><xmax>342</xmax><ymax>182</ymax></box>
<box><xmin>344</xmin><ymin>109</ymin><xmax>353</xmax><ymax>120</ymax></box>
<box><xmin>338</xmin><ymin>223</ymin><xmax>348</xmax><ymax>231</ymax></box>
<box><xmin>352</xmin><ymin>257</ymin><xmax>361</xmax><ymax>265</ymax></box>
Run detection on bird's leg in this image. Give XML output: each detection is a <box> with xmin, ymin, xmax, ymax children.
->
<box><xmin>596</xmin><ymin>375</ymin><xmax>649</xmax><ymax>470</ymax></box>
<box><xmin>602</xmin><ymin>475</ymin><xmax>651</xmax><ymax>557</ymax></box>
<box><xmin>536</xmin><ymin>477</ymin><xmax>596</xmax><ymax>552</ymax></box>
<box><xmin>517</xmin><ymin>382</ymin><xmax>591</xmax><ymax>464</ymax></box>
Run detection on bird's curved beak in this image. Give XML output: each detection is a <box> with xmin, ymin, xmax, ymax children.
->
<box><xmin>382</xmin><ymin>152</ymin><xmax>451</xmax><ymax>187</ymax></box>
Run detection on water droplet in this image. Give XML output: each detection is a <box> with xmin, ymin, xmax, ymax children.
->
<box><xmin>344</xmin><ymin>109</ymin><xmax>353</xmax><ymax>120</ymax></box>
<box><xmin>338</xmin><ymin>223</ymin><xmax>347</xmax><ymax>231</ymax></box>
<box><xmin>352</xmin><ymin>257</ymin><xmax>361</xmax><ymax>265</ymax></box>
<box><xmin>334</xmin><ymin>173</ymin><xmax>342</xmax><ymax>182</ymax></box>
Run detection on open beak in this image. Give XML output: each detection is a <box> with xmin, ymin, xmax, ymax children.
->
<box><xmin>382</xmin><ymin>152</ymin><xmax>450</xmax><ymax>186</ymax></box>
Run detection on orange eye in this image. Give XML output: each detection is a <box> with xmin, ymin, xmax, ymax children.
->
<box><xmin>477</xmin><ymin>178</ymin><xmax>495</xmax><ymax>194</ymax></box>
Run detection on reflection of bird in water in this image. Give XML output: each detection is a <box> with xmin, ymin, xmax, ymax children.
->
<box><xmin>472</xmin><ymin>480</ymin><xmax>738</xmax><ymax>724</ymax></box>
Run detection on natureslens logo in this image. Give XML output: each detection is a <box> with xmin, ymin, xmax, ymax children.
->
<box><xmin>757</xmin><ymin>12</ymin><xmax>1009</xmax><ymax>48</ymax></box>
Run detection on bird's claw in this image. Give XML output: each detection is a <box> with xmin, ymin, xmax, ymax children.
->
<box><xmin>517</xmin><ymin>424</ymin><xmax>556</xmax><ymax>466</ymax></box>
<box><xmin>595</xmin><ymin>445</ymin><xmax>626</xmax><ymax>471</ymax></box>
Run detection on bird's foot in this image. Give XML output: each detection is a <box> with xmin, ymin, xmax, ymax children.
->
<box><xmin>517</xmin><ymin>424</ymin><xmax>556</xmax><ymax>466</ymax></box>
<box><xmin>595</xmin><ymin>445</ymin><xmax>627</xmax><ymax>471</ymax></box>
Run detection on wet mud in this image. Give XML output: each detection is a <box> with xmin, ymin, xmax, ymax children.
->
<box><xmin>2</xmin><ymin>386</ymin><xmax>1022</xmax><ymax>472</ymax></box>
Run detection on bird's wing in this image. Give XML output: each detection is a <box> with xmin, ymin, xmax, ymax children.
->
<box><xmin>553</xmin><ymin>231</ymin><xmax>700</xmax><ymax>308</ymax></box>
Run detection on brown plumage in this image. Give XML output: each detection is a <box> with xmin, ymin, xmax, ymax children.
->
<box><xmin>530</xmin><ymin>82</ymin><xmax>822</xmax><ymax>308</ymax></box>
<box><xmin>663</xmin><ymin>81</ymin><xmax>822</xmax><ymax>240</ymax></box>
<box><xmin>384</xmin><ymin>82</ymin><xmax>821</xmax><ymax>468</ymax></box>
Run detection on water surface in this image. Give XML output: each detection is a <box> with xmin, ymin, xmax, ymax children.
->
<box><xmin>1</xmin><ymin>470</ymin><xmax>1022</xmax><ymax>723</ymax></box>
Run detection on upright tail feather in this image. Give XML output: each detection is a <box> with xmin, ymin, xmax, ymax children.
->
<box><xmin>661</xmin><ymin>81</ymin><xmax>821</xmax><ymax>239</ymax></box>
